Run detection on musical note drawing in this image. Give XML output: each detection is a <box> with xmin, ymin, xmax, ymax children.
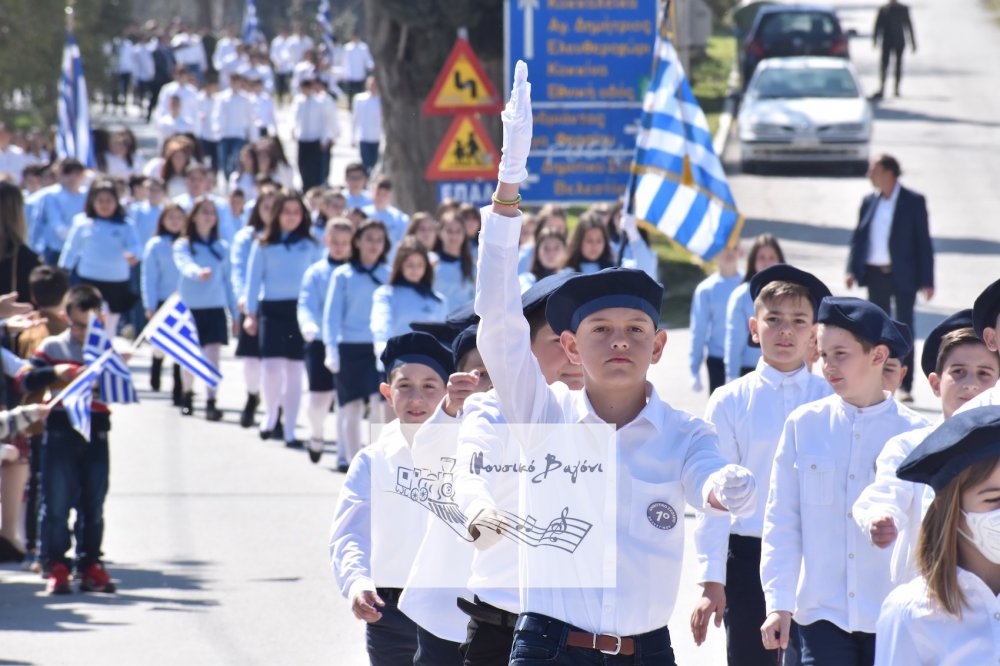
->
<box><xmin>477</xmin><ymin>506</ymin><xmax>592</xmax><ymax>554</ymax></box>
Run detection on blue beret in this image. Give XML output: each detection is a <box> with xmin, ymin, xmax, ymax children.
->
<box><xmin>380</xmin><ymin>332</ymin><xmax>454</xmax><ymax>383</ymax></box>
<box><xmin>749</xmin><ymin>264</ymin><xmax>831</xmax><ymax>315</ymax></box>
<box><xmin>522</xmin><ymin>271</ymin><xmax>578</xmax><ymax>317</ymax></box>
<box><xmin>410</xmin><ymin>301</ymin><xmax>479</xmax><ymax>345</ymax></box>
<box><xmin>545</xmin><ymin>268</ymin><xmax>663</xmax><ymax>334</ymax></box>
<box><xmin>886</xmin><ymin>320</ymin><xmax>913</xmax><ymax>360</ymax></box>
<box><xmin>451</xmin><ymin>324</ymin><xmax>478</xmax><ymax>369</ymax></box>
<box><xmin>921</xmin><ymin>309</ymin><xmax>974</xmax><ymax>377</ymax></box>
<box><xmin>973</xmin><ymin>279</ymin><xmax>1000</xmax><ymax>339</ymax></box>
<box><xmin>817</xmin><ymin>297</ymin><xmax>897</xmax><ymax>350</ymax></box>
<box><xmin>897</xmin><ymin>405</ymin><xmax>1000</xmax><ymax>492</ymax></box>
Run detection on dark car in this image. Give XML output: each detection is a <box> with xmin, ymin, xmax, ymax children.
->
<box><xmin>741</xmin><ymin>5</ymin><xmax>849</xmax><ymax>88</ymax></box>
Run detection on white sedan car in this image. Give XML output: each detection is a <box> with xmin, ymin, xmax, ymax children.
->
<box><xmin>738</xmin><ymin>57</ymin><xmax>872</xmax><ymax>173</ymax></box>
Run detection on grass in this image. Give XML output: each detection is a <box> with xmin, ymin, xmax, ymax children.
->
<box><xmin>689</xmin><ymin>31</ymin><xmax>738</xmax><ymax>137</ymax></box>
<box><xmin>986</xmin><ymin>0</ymin><xmax>1000</xmax><ymax>25</ymax></box>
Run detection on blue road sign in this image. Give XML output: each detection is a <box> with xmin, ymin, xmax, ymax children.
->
<box><xmin>438</xmin><ymin>180</ymin><xmax>496</xmax><ymax>207</ymax></box>
<box><xmin>505</xmin><ymin>0</ymin><xmax>658</xmax><ymax>204</ymax></box>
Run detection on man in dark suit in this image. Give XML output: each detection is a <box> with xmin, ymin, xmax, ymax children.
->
<box><xmin>846</xmin><ymin>154</ymin><xmax>934</xmax><ymax>401</ymax></box>
<box><xmin>873</xmin><ymin>0</ymin><xmax>916</xmax><ymax>98</ymax></box>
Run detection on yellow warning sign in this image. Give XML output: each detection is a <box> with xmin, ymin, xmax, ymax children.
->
<box><xmin>422</xmin><ymin>39</ymin><xmax>502</xmax><ymax>115</ymax></box>
<box><xmin>424</xmin><ymin>115</ymin><xmax>499</xmax><ymax>181</ymax></box>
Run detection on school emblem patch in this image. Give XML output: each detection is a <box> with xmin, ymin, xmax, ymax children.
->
<box><xmin>646</xmin><ymin>502</ymin><xmax>677</xmax><ymax>530</ymax></box>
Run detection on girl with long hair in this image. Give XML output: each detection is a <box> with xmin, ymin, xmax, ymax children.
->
<box><xmin>723</xmin><ymin>234</ymin><xmax>785</xmax><ymax>382</ymax></box>
<box><xmin>140</xmin><ymin>203</ymin><xmax>185</xmax><ymax>403</ymax></box>
<box><xmin>561</xmin><ymin>213</ymin><xmax>614</xmax><ymax>274</ymax></box>
<box><xmin>518</xmin><ymin>227</ymin><xmax>566</xmax><ymax>292</ymax></box>
<box><xmin>0</xmin><ymin>181</ymin><xmax>40</xmax><ymax>298</ymax></box>
<box><xmin>433</xmin><ymin>210</ymin><xmax>475</xmax><ymax>307</ymax></box>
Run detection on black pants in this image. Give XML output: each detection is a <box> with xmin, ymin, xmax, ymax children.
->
<box><xmin>879</xmin><ymin>44</ymin><xmax>905</xmax><ymax>92</ymax></box>
<box><xmin>865</xmin><ymin>268</ymin><xmax>915</xmax><ymax>391</ymax></box>
<box><xmin>724</xmin><ymin>535</ymin><xmax>800</xmax><ymax>666</ymax></box>
<box><xmin>459</xmin><ymin>597</ymin><xmax>518</xmax><ymax>666</ymax></box>
<box><xmin>415</xmin><ymin>625</ymin><xmax>463</xmax><ymax>665</ymax></box>
<box><xmin>367</xmin><ymin>588</ymin><xmax>419</xmax><ymax>666</ymax></box>
<box><xmin>297</xmin><ymin>140</ymin><xmax>329</xmax><ymax>192</ymax></box>
<box><xmin>798</xmin><ymin>620</ymin><xmax>874</xmax><ymax>666</ymax></box>
<box><xmin>706</xmin><ymin>356</ymin><xmax>726</xmax><ymax>394</ymax></box>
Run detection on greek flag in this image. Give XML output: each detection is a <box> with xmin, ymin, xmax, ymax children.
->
<box><xmin>52</xmin><ymin>350</ymin><xmax>115</xmax><ymax>442</ymax></box>
<box><xmin>626</xmin><ymin>4</ymin><xmax>743</xmax><ymax>261</ymax></box>
<box><xmin>317</xmin><ymin>1</ymin><xmax>336</xmax><ymax>60</ymax></box>
<box><xmin>84</xmin><ymin>313</ymin><xmax>139</xmax><ymax>404</ymax></box>
<box><xmin>144</xmin><ymin>295</ymin><xmax>222</xmax><ymax>388</ymax></box>
<box><xmin>56</xmin><ymin>30</ymin><xmax>94</xmax><ymax>167</ymax></box>
<box><xmin>243</xmin><ymin>0</ymin><xmax>263</xmax><ymax>45</ymax></box>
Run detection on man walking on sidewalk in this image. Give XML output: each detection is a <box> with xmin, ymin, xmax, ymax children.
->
<box><xmin>873</xmin><ymin>0</ymin><xmax>917</xmax><ymax>98</ymax></box>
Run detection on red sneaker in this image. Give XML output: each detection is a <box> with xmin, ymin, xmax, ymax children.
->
<box><xmin>78</xmin><ymin>561</ymin><xmax>116</xmax><ymax>593</ymax></box>
<box><xmin>45</xmin><ymin>563</ymin><xmax>72</xmax><ymax>595</ymax></box>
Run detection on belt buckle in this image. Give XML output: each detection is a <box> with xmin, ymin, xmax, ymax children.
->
<box><xmin>593</xmin><ymin>633</ymin><xmax>622</xmax><ymax>656</ymax></box>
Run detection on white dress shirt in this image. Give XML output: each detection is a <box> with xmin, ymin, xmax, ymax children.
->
<box><xmin>352</xmin><ymin>92</ymin><xmax>382</xmax><ymax>143</ymax></box>
<box><xmin>474</xmin><ymin>206</ymin><xmax>732</xmax><ymax>637</ymax></box>
<box><xmin>212</xmin><ymin>89</ymin><xmax>255</xmax><ymax>140</ymax></box>
<box><xmin>329</xmin><ymin>420</ymin><xmax>433</xmax><ymax>602</ymax></box>
<box><xmin>292</xmin><ymin>93</ymin><xmax>332</xmax><ymax>143</ymax></box>
<box><xmin>0</xmin><ymin>145</ymin><xmax>27</xmax><ymax>182</ymax></box>
<box><xmin>853</xmin><ymin>422</ymin><xmax>938</xmax><ymax>584</ymax></box>
<box><xmin>342</xmin><ymin>41</ymin><xmax>374</xmax><ymax>81</ymax></box>
<box><xmin>155</xmin><ymin>81</ymin><xmax>199</xmax><ymax>123</ymax></box>
<box><xmin>761</xmin><ymin>393</ymin><xmax>927</xmax><ymax>633</ymax></box>
<box><xmin>866</xmin><ymin>183</ymin><xmax>900</xmax><ymax>266</ymax></box>
<box><xmin>694</xmin><ymin>358</ymin><xmax>832</xmax><ymax>584</ymax></box>
<box><xmin>875</xmin><ymin>568</ymin><xmax>1000</xmax><ymax>665</ymax></box>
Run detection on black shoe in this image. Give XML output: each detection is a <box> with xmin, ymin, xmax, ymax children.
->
<box><xmin>337</xmin><ymin>462</ymin><xmax>350</xmax><ymax>473</ymax></box>
<box><xmin>150</xmin><ymin>357</ymin><xmax>163</xmax><ymax>392</ymax></box>
<box><xmin>180</xmin><ymin>392</ymin><xmax>194</xmax><ymax>416</ymax></box>
<box><xmin>307</xmin><ymin>438</ymin><xmax>324</xmax><ymax>463</ymax></box>
<box><xmin>171</xmin><ymin>365</ymin><xmax>183</xmax><ymax>406</ymax></box>
<box><xmin>239</xmin><ymin>393</ymin><xmax>259</xmax><ymax>428</ymax></box>
<box><xmin>272</xmin><ymin>418</ymin><xmax>284</xmax><ymax>442</ymax></box>
<box><xmin>285</xmin><ymin>439</ymin><xmax>303</xmax><ymax>450</ymax></box>
<box><xmin>206</xmin><ymin>399</ymin><xmax>223</xmax><ymax>422</ymax></box>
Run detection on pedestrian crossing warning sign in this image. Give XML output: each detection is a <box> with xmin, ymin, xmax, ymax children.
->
<box><xmin>424</xmin><ymin>114</ymin><xmax>499</xmax><ymax>181</ymax></box>
<box><xmin>422</xmin><ymin>39</ymin><xmax>503</xmax><ymax>116</ymax></box>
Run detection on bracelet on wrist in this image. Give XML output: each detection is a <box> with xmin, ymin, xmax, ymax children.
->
<box><xmin>491</xmin><ymin>193</ymin><xmax>522</xmax><ymax>207</ymax></box>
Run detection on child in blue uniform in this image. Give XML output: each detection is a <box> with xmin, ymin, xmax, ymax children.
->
<box><xmin>230</xmin><ymin>184</ymin><xmax>277</xmax><ymax>429</ymax></box>
<box><xmin>297</xmin><ymin>218</ymin><xmax>352</xmax><ymax>462</ymax></box>
<box><xmin>371</xmin><ymin>237</ymin><xmax>449</xmax><ymax>362</ymax></box>
<box><xmin>29</xmin><ymin>159</ymin><xmax>86</xmax><ymax>265</ymax></box>
<box><xmin>518</xmin><ymin>227</ymin><xmax>566</xmax><ymax>293</ymax></box>
<box><xmin>173</xmin><ymin>197</ymin><xmax>238</xmax><ymax>420</ymax></box>
<box><xmin>58</xmin><ymin>179</ymin><xmax>142</xmax><ymax>338</ymax></box>
<box><xmin>560</xmin><ymin>214</ymin><xmax>613</xmax><ymax>274</ymax></box>
<box><xmin>689</xmin><ymin>245</ymin><xmax>742</xmax><ymax>394</ymax></box>
<box><xmin>323</xmin><ymin>219</ymin><xmax>390</xmax><ymax>472</ymax></box>
<box><xmin>140</xmin><ymin>203</ymin><xmax>185</xmax><ymax>403</ymax></box>
<box><xmin>433</xmin><ymin>210</ymin><xmax>475</xmax><ymax>309</ymax></box>
<box><xmin>244</xmin><ymin>191</ymin><xmax>320</xmax><ymax>448</ymax></box>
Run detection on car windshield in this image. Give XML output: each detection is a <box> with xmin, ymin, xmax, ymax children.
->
<box><xmin>758</xmin><ymin>12</ymin><xmax>839</xmax><ymax>40</ymax></box>
<box><xmin>753</xmin><ymin>68</ymin><xmax>859</xmax><ymax>99</ymax></box>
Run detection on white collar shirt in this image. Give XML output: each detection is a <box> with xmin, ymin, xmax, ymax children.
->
<box><xmin>212</xmin><ymin>89</ymin><xmax>255</xmax><ymax>140</ymax></box>
<box><xmin>343</xmin><ymin>41</ymin><xmax>374</xmax><ymax>81</ymax></box>
<box><xmin>761</xmin><ymin>393</ymin><xmax>928</xmax><ymax>633</ymax></box>
<box><xmin>694</xmin><ymin>358</ymin><xmax>833</xmax><ymax>584</ymax></box>
<box><xmin>473</xmin><ymin>206</ymin><xmax>732</xmax><ymax>636</ymax></box>
<box><xmin>352</xmin><ymin>92</ymin><xmax>382</xmax><ymax>143</ymax></box>
<box><xmin>867</xmin><ymin>182</ymin><xmax>901</xmax><ymax>266</ymax></box>
<box><xmin>156</xmin><ymin>81</ymin><xmax>199</xmax><ymax>122</ymax></box>
<box><xmin>292</xmin><ymin>93</ymin><xmax>328</xmax><ymax>143</ymax></box>
<box><xmin>875</xmin><ymin>568</ymin><xmax>1000</xmax><ymax>665</ymax></box>
<box><xmin>0</xmin><ymin>145</ymin><xmax>26</xmax><ymax>184</ymax></box>
<box><xmin>853</xmin><ymin>422</ymin><xmax>939</xmax><ymax>584</ymax></box>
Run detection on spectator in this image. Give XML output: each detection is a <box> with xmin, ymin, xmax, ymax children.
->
<box><xmin>0</xmin><ymin>181</ymin><xmax>41</xmax><ymax>298</ymax></box>
<box><xmin>352</xmin><ymin>76</ymin><xmax>382</xmax><ymax>175</ymax></box>
<box><xmin>0</xmin><ymin>123</ymin><xmax>27</xmax><ymax>185</ymax></box>
<box><xmin>873</xmin><ymin>0</ymin><xmax>916</xmax><ymax>98</ymax></box>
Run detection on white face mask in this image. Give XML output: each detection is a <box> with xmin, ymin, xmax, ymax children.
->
<box><xmin>961</xmin><ymin>507</ymin><xmax>1000</xmax><ymax>565</ymax></box>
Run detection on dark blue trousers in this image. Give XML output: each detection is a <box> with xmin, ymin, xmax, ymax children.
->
<box><xmin>509</xmin><ymin>613</ymin><xmax>676</xmax><ymax>665</ymax></box>
<box><xmin>415</xmin><ymin>624</ymin><xmax>463</xmax><ymax>665</ymax></box>
<box><xmin>367</xmin><ymin>589</ymin><xmax>419</xmax><ymax>666</ymax></box>
<box><xmin>706</xmin><ymin>356</ymin><xmax>726</xmax><ymax>394</ymax></box>
<box><xmin>798</xmin><ymin>620</ymin><xmax>874</xmax><ymax>666</ymax></box>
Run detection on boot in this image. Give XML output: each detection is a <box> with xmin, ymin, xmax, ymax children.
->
<box><xmin>239</xmin><ymin>393</ymin><xmax>259</xmax><ymax>428</ymax></box>
<box><xmin>180</xmin><ymin>391</ymin><xmax>194</xmax><ymax>416</ymax></box>
<box><xmin>171</xmin><ymin>365</ymin><xmax>183</xmax><ymax>406</ymax></box>
<box><xmin>206</xmin><ymin>399</ymin><xmax>223</xmax><ymax>422</ymax></box>
<box><xmin>150</xmin><ymin>357</ymin><xmax>163</xmax><ymax>392</ymax></box>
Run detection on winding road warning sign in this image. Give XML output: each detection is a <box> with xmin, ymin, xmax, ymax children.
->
<box><xmin>422</xmin><ymin>39</ymin><xmax>502</xmax><ymax>116</ymax></box>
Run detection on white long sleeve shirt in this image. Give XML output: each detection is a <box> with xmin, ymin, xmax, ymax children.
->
<box><xmin>866</xmin><ymin>183</ymin><xmax>900</xmax><ymax>266</ymax></box>
<box><xmin>212</xmin><ymin>89</ymin><xmax>255</xmax><ymax>141</ymax></box>
<box><xmin>875</xmin><ymin>568</ymin><xmax>1000</xmax><ymax>665</ymax></box>
<box><xmin>760</xmin><ymin>393</ymin><xmax>927</xmax><ymax>633</ymax></box>
<box><xmin>292</xmin><ymin>93</ymin><xmax>333</xmax><ymax>143</ymax></box>
<box><xmin>342</xmin><ymin>41</ymin><xmax>374</xmax><ymax>81</ymax></box>
<box><xmin>352</xmin><ymin>92</ymin><xmax>382</xmax><ymax>143</ymax></box>
<box><xmin>474</xmin><ymin>206</ymin><xmax>732</xmax><ymax>637</ymax></box>
<box><xmin>694</xmin><ymin>358</ymin><xmax>832</xmax><ymax>584</ymax></box>
<box><xmin>155</xmin><ymin>81</ymin><xmax>199</xmax><ymax>122</ymax></box>
<box><xmin>852</xmin><ymin>422</ymin><xmax>938</xmax><ymax>584</ymax></box>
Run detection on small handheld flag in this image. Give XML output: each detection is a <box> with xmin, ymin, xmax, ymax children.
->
<box><xmin>84</xmin><ymin>313</ymin><xmax>138</xmax><ymax>404</ymax></box>
<box><xmin>138</xmin><ymin>295</ymin><xmax>222</xmax><ymax>388</ymax></box>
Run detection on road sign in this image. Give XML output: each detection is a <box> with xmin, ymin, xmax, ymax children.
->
<box><xmin>437</xmin><ymin>180</ymin><xmax>496</xmax><ymax>206</ymax></box>
<box><xmin>424</xmin><ymin>115</ymin><xmax>499</xmax><ymax>181</ymax></box>
<box><xmin>423</xmin><ymin>38</ymin><xmax>503</xmax><ymax>116</ymax></box>
<box><xmin>505</xmin><ymin>0</ymin><xmax>657</xmax><ymax>203</ymax></box>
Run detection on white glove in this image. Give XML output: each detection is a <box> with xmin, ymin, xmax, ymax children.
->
<box><xmin>621</xmin><ymin>212</ymin><xmax>640</xmax><ymax>241</ymax></box>
<box><xmin>324</xmin><ymin>347</ymin><xmax>340</xmax><ymax>374</ymax></box>
<box><xmin>497</xmin><ymin>60</ymin><xmax>532</xmax><ymax>184</ymax></box>
<box><xmin>690</xmin><ymin>375</ymin><xmax>703</xmax><ymax>392</ymax></box>
<box><xmin>710</xmin><ymin>464</ymin><xmax>757</xmax><ymax>517</ymax></box>
<box><xmin>301</xmin><ymin>321</ymin><xmax>320</xmax><ymax>343</ymax></box>
<box><xmin>0</xmin><ymin>444</ymin><xmax>18</xmax><ymax>463</ymax></box>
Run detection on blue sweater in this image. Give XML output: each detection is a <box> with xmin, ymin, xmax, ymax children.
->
<box><xmin>30</xmin><ymin>186</ymin><xmax>86</xmax><ymax>253</ymax></box>
<box><xmin>370</xmin><ymin>283</ymin><xmax>449</xmax><ymax>346</ymax></box>
<box><xmin>173</xmin><ymin>236</ymin><xmax>237</xmax><ymax>315</ymax></box>
<box><xmin>244</xmin><ymin>234</ymin><xmax>320</xmax><ymax>313</ymax></box>
<box><xmin>298</xmin><ymin>257</ymin><xmax>346</xmax><ymax>337</ymax></box>
<box><xmin>433</xmin><ymin>254</ymin><xmax>475</xmax><ymax>310</ymax></box>
<box><xmin>141</xmin><ymin>235</ymin><xmax>181</xmax><ymax>311</ymax></box>
<box><xmin>230</xmin><ymin>225</ymin><xmax>258</xmax><ymax>303</ymax></box>
<box><xmin>724</xmin><ymin>282</ymin><xmax>762</xmax><ymax>382</ymax></box>
<box><xmin>59</xmin><ymin>217</ymin><xmax>142</xmax><ymax>282</ymax></box>
<box><xmin>127</xmin><ymin>201</ymin><xmax>163</xmax><ymax>249</ymax></box>
<box><xmin>689</xmin><ymin>272</ymin><xmax>742</xmax><ymax>376</ymax></box>
<box><xmin>323</xmin><ymin>262</ymin><xmax>390</xmax><ymax>346</ymax></box>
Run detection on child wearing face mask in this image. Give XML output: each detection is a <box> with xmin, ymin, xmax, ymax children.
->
<box><xmin>875</xmin><ymin>406</ymin><xmax>1000</xmax><ymax>665</ymax></box>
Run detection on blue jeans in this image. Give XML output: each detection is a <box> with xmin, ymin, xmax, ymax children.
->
<box><xmin>218</xmin><ymin>138</ymin><xmax>247</xmax><ymax>179</ymax></box>
<box><xmin>798</xmin><ymin>620</ymin><xmax>875</xmax><ymax>666</ymax></box>
<box><xmin>366</xmin><ymin>590</ymin><xmax>419</xmax><ymax>666</ymax></box>
<box><xmin>39</xmin><ymin>426</ymin><xmax>110</xmax><ymax>570</ymax></box>
<box><xmin>510</xmin><ymin>613</ymin><xmax>676</xmax><ymax>665</ymax></box>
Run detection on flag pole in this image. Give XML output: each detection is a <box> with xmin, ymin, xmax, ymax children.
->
<box><xmin>130</xmin><ymin>293</ymin><xmax>180</xmax><ymax>353</ymax></box>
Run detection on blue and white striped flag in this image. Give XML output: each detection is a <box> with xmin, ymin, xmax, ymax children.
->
<box><xmin>626</xmin><ymin>4</ymin><xmax>743</xmax><ymax>261</ymax></box>
<box><xmin>243</xmin><ymin>0</ymin><xmax>264</xmax><ymax>45</ymax></box>
<box><xmin>56</xmin><ymin>30</ymin><xmax>95</xmax><ymax>167</ymax></box>
<box><xmin>84</xmin><ymin>313</ymin><xmax>139</xmax><ymax>404</ymax></box>
<box><xmin>51</xmin><ymin>349</ymin><xmax>115</xmax><ymax>442</ymax></box>
<box><xmin>317</xmin><ymin>1</ymin><xmax>336</xmax><ymax>60</ymax></box>
<box><xmin>144</xmin><ymin>295</ymin><xmax>222</xmax><ymax>388</ymax></box>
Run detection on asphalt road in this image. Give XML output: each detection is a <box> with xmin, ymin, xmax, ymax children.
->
<box><xmin>2</xmin><ymin>1</ymin><xmax>998</xmax><ymax>663</ymax></box>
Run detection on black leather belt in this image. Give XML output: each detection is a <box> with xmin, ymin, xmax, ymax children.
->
<box><xmin>457</xmin><ymin>596</ymin><xmax>519</xmax><ymax>629</ymax></box>
<box><xmin>376</xmin><ymin>587</ymin><xmax>402</xmax><ymax>603</ymax></box>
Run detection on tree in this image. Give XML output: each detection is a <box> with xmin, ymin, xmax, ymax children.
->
<box><xmin>362</xmin><ymin>0</ymin><xmax>502</xmax><ymax>213</ymax></box>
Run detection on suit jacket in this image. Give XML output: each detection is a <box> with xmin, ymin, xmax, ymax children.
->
<box><xmin>847</xmin><ymin>185</ymin><xmax>934</xmax><ymax>292</ymax></box>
